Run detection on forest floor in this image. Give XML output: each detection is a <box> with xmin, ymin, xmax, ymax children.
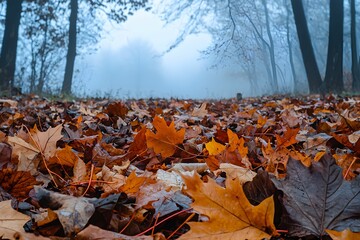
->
<box><xmin>0</xmin><ymin>94</ymin><xmax>359</xmax><ymax>239</ymax></box>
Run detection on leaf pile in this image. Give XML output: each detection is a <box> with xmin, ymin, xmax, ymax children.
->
<box><xmin>0</xmin><ymin>95</ymin><xmax>359</xmax><ymax>239</ymax></box>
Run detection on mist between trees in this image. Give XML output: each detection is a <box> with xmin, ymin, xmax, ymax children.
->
<box><xmin>0</xmin><ymin>0</ymin><xmax>359</xmax><ymax>98</ymax></box>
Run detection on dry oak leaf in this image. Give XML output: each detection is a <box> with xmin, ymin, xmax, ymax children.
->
<box><xmin>180</xmin><ymin>172</ymin><xmax>277</xmax><ymax>240</ymax></box>
<box><xmin>145</xmin><ymin>116</ymin><xmax>185</xmax><ymax>158</ymax></box>
<box><xmin>326</xmin><ymin>228</ymin><xmax>360</xmax><ymax>240</ymax></box>
<box><xmin>29</xmin><ymin>124</ymin><xmax>63</xmax><ymax>158</ymax></box>
<box><xmin>205</xmin><ymin>138</ymin><xmax>226</xmax><ymax>156</ymax></box>
<box><xmin>271</xmin><ymin>154</ymin><xmax>360</xmax><ymax>237</ymax></box>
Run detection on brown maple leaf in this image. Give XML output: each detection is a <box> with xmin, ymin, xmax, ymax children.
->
<box><xmin>30</xmin><ymin>124</ymin><xmax>63</xmax><ymax>158</ymax></box>
<box><xmin>145</xmin><ymin>116</ymin><xmax>185</xmax><ymax>158</ymax></box>
<box><xmin>180</xmin><ymin>172</ymin><xmax>277</xmax><ymax>239</ymax></box>
<box><xmin>0</xmin><ymin>168</ymin><xmax>41</xmax><ymax>200</ymax></box>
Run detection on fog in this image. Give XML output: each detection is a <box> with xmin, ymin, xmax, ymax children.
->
<box><xmin>78</xmin><ymin>10</ymin><xmax>252</xmax><ymax>99</ymax></box>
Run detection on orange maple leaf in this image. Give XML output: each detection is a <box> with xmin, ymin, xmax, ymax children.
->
<box><xmin>275</xmin><ymin>127</ymin><xmax>300</xmax><ymax>149</ymax></box>
<box><xmin>205</xmin><ymin>138</ymin><xmax>226</xmax><ymax>155</ymax></box>
<box><xmin>227</xmin><ymin>129</ymin><xmax>248</xmax><ymax>158</ymax></box>
<box><xmin>180</xmin><ymin>172</ymin><xmax>277</xmax><ymax>239</ymax></box>
<box><xmin>145</xmin><ymin>116</ymin><xmax>185</xmax><ymax>158</ymax></box>
<box><xmin>119</xmin><ymin>171</ymin><xmax>152</xmax><ymax>196</ymax></box>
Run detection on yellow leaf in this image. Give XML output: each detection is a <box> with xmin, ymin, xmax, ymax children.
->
<box><xmin>145</xmin><ymin>116</ymin><xmax>185</xmax><ymax>158</ymax></box>
<box><xmin>180</xmin><ymin>172</ymin><xmax>277</xmax><ymax>239</ymax></box>
<box><xmin>205</xmin><ymin>138</ymin><xmax>226</xmax><ymax>155</ymax></box>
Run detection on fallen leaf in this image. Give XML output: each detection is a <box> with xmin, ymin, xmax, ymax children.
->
<box><xmin>275</xmin><ymin>127</ymin><xmax>300</xmax><ymax>149</ymax></box>
<box><xmin>227</xmin><ymin>129</ymin><xmax>248</xmax><ymax>158</ymax></box>
<box><xmin>30</xmin><ymin>124</ymin><xmax>63</xmax><ymax>158</ymax></box>
<box><xmin>0</xmin><ymin>168</ymin><xmax>41</xmax><ymax>200</ymax></box>
<box><xmin>215</xmin><ymin>163</ymin><xmax>256</xmax><ymax>184</ymax></box>
<box><xmin>180</xmin><ymin>172</ymin><xmax>277</xmax><ymax>239</ymax></box>
<box><xmin>119</xmin><ymin>171</ymin><xmax>152</xmax><ymax>197</ymax></box>
<box><xmin>96</xmin><ymin>165</ymin><xmax>126</xmax><ymax>196</ymax></box>
<box><xmin>0</xmin><ymin>200</ymin><xmax>30</xmax><ymax>239</ymax></box>
<box><xmin>34</xmin><ymin>186</ymin><xmax>95</xmax><ymax>236</ymax></box>
<box><xmin>191</xmin><ymin>102</ymin><xmax>208</xmax><ymax>118</ymax></box>
<box><xmin>271</xmin><ymin>154</ymin><xmax>360</xmax><ymax>237</ymax></box>
<box><xmin>205</xmin><ymin>138</ymin><xmax>225</xmax><ymax>155</ymax></box>
<box><xmin>8</xmin><ymin>135</ymin><xmax>39</xmax><ymax>173</ymax></box>
<box><xmin>326</xmin><ymin>228</ymin><xmax>360</xmax><ymax>240</ymax></box>
<box><xmin>77</xmin><ymin>224</ymin><xmax>152</xmax><ymax>240</ymax></box>
<box><xmin>145</xmin><ymin>116</ymin><xmax>185</xmax><ymax>158</ymax></box>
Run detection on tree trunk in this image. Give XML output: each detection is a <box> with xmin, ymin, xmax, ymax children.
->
<box><xmin>0</xmin><ymin>0</ymin><xmax>23</xmax><ymax>93</ymax></box>
<box><xmin>350</xmin><ymin>0</ymin><xmax>360</xmax><ymax>91</ymax></box>
<box><xmin>285</xmin><ymin>2</ymin><xmax>298</xmax><ymax>92</ymax></box>
<box><xmin>291</xmin><ymin>0</ymin><xmax>322</xmax><ymax>93</ymax></box>
<box><xmin>323</xmin><ymin>0</ymin><xmax>344</xmax><ymax>93</ymax></box>
<box><xmin>262</xmin><ymin>0</ymin><xmax>278</xmax><ymax>92</ymax></box>
<box><xmin>62</xmin><ymin>0</ymin><xmax>78</xmax><ymax>95</ymax></box>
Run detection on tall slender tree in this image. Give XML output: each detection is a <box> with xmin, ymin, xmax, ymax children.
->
<box><xmin>323</xmin><ymin>0</ymin><xmax>343</xmax><ymax>93</ymax></box>
<box><xmin>350</xmin><ymin>0</ymin><xmax>360</xmax><ymax>91</ymax></box>
<box><xmin>0</xmin><ymin>0</ymin><xmax>23</xmax><ymax>93</ymax></box>
<box><xmin>62</xmin><ymin>0</ymin><xmax>78</xmax><ymax>95</ymax></box>
<box><xmin>291</xmin><ymin>0</ymin><xmax>322</xmax><ymax>93</ymax></box>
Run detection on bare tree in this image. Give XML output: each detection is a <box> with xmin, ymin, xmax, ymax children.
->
<box><xmin>0</xmin><ymin>0</ymin><xmax>23</xmax><ymax>94</ymax></box>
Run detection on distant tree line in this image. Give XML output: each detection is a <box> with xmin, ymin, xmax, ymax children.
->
<box><xmin>159</xmin><ymin>0</ymin><xmax>360</xmax><ymax>95</ymax></box>
<box><xmin>0</xmin><ymin>0</ymin><xmax>359</xmax><ymax>96</ymax></box>
<box><xmin>0</xmin><ymin>0</ymin><xmax>149</xmax><ymax>96</ymax></box>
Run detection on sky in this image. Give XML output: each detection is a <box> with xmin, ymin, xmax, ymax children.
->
<box><xmin>78</xmin><ymin>9</ymin><xmax>251</xmax><ymax>99</ymax></box>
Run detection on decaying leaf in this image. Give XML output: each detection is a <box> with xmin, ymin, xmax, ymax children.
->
<box><xmin>34</xmin><ymin>186</ymin><xmax>95</xmax><ymax>236</ymax></box>
<box><xmin>271</xmin><ymin>154</ymin><xmax>360</xmax><ymax>237</ymax></box>
<box><xmin>180</xmin><ymin>172</ymin><xmax>277</xmax><ymax>239</ymax></box>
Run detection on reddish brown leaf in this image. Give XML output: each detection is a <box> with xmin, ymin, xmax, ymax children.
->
<box><xmin>0</xmin><ymin>168</ymin><xmax>41</xmax><ymax>200</ymax></box>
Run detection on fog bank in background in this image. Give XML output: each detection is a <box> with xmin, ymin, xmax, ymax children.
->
<box><xmin>78</xmin><ymin>10</ymin><xmax>253</xmax><ymax>99</ymax></box>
